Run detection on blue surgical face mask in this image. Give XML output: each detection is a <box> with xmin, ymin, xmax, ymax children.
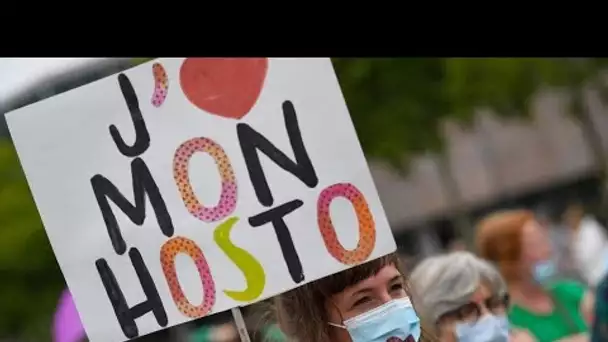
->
<box><xmin>455</xmin><ymin>314</ymin><xmax>509</xmax><ymax>342</ymax></box>
<box><xmin>532</xmin><ymin>259</ymin><xmax>557</xmax><ymax>284</ymax></box>
<box><xmin>329</xmin><ymin>297</ymin><xmax>421</xmax><ymax>342</ymax></box>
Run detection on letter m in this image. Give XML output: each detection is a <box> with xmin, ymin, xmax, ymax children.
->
<box><xmin>91</xmin><ymin>158</ymin><xmax>174</xmax><ymax>255</ymax></box>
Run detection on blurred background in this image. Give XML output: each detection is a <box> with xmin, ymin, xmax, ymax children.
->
<box><xmin>2</xmin><ymin>58</ymin><xmax>608</xmax><ymax>341</ymax></box>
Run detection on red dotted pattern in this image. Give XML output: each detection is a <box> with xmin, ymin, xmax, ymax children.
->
<box><xmin>173</xmin><ymin>137</ymin><xmax>237</xmax><ymax>222</ymax></box>
<box><xmin>317</xmin><ymin>183</ymin><xmax>376</xmax><ymax>265</ymax></box>
<box><xmin>160</xmin><ymin>236</ymin><xmax>216</xmax><ymax>318</ymax></box>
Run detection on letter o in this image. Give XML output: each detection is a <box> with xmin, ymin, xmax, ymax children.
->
<box><xmin>160</xmin><ymin>236</ymin><xmax>216</xmax><ymax>318</ymax></box>
<box><xmin>317</xmin><ymin>183</ymin><xmax>376</xmax><ymax>265</ymax></box>
<box><xmin>173</xmin><ymin>137</ymin><xmax>237</xmax><ymax>222</ymax></box>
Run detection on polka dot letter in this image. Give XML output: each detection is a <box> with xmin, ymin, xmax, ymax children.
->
<box><xmin>160</xmin><ymin>236</ymin><xmax>216</xmax><ymax>318</ymax></box>
<box><xmin>173</xmin><ymin>137</ymin><xmax>237</xmax><ymax>222</ymax></box>
<box><xmin>317</xmin><ymin>183</ymin><xmax>376</xmax><ymax>265</ymax></box>
<box><xmin>151</xmin><ymin>62</ymin><xmax>168</xmax><ymax>107</ymax></box>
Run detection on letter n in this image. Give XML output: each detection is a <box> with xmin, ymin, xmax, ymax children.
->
<box><xmin>237</xmin><ymin>100</ymin><xmax>318</xmax><ymax>207</ymax></box>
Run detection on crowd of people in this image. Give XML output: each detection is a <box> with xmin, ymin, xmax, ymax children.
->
<box><xmin>52</xmin><ymin>204</ymin><xmax>608</xmax><ymax>342</ymax></box>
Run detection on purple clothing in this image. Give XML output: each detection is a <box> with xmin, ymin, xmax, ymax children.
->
<box><xmin>53</xmin><ymin>289</ymin><xmax>85</xmax><ymax>342</ymax></box>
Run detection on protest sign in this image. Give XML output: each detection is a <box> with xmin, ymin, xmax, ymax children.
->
<box><xmin>6</xmin><ymin>58</ymin><xmax>397</xmax><ymax>342</ymax></box>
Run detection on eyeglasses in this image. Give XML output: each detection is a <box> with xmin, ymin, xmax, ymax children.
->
<box><xmin>439</xmin><ymin>293</ymin><xmax>510</xmax><ymax>324</ymax></box>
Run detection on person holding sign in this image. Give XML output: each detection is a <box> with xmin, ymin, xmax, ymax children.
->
<box><xmin>7</xmin><ymin>58</ymin><xmax>402</xmax><ymax>342</ymax></box>
<box><xmin>272</xmin><ymin>252</ymin><xmax>424</xmax><ymax>342</ymax></box>
<box><xmin>476</xmin><ymin>210</ymin><xmax>594</xmax><ymax>342</ymax></box>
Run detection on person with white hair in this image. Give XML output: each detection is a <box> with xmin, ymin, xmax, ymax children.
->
<box><xmin>409</xmin><ymin>251</ymin><xmax>534</xmax><ymax>342</ymax></box>
<box><xmin>563</xmin><ymin>203</ymin><xmax>608</xmax><ymax>288</ymax></box>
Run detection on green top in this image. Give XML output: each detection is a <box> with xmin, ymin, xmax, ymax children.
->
<box><xmin>188</xmin><ymin>325</ymin><xmax>213</xmax><ymax>342</ymax></box>
<box><xmin>262</xmin><ymin>324</ymin><xmax>287</xmax><ymax>341</ymax></box>
<box><xmin>508</xmin><ymin>281</ymin><xmax>588</xmax><ymax>342</ymax></box>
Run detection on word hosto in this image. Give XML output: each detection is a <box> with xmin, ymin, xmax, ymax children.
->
<box><xmin>91</xmin><ymin>73</ymin><xmax>377</xmax><ymax>339</ymax></box>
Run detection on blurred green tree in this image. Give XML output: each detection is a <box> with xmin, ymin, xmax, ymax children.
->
<box><xmin>0</xmin><ymin>139</ymin><xmax>64</xmax><ymax>340</ymax></box>
<box><xmin>333</xmin><ymin>58</ymin><xmax>608</xmax><ymax>244</ymax></box>
<box><xmin>333</xmin><ymin>58</ymin><xmax>608</xmax><ymax>170</ymax></box>
<box><xmin>0</xmin><ymin>57</ymin><xmax>153</xmax><ymax>340</ymax></box>
<box><xmin>132</xmin><ymin>57</ymin><xmax>154</xmax><ymax>66</ymax></box>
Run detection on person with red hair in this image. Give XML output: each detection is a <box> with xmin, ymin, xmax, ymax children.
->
<box><xmin>476</xmin><ymin>209</ymin><xmax>594</xmax><ymax>342</ymax></box>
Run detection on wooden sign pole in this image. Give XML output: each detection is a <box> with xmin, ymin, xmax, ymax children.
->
<box><xmin>231</xmin><ymin>307</ymin><xmax>251</xmax><ymax>342</ymax></box>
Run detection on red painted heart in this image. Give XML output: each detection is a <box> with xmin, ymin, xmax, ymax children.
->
<box><xmin>179</xmin><ymin>58</ymin><xmax>268</xmax><ymax>120</ymax></box>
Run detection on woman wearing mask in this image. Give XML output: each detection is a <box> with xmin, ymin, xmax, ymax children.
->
<box><xmin>409</xmin><ymin>251</ymin><xmax>532</xmax><ymax>342</ymax></box>
<box><xmin>476</xmin><ymin>210</ymin><xmax>594</xmax><ymax>342</ymax></box>
<box><xmin>273</xmin><ymin>252</ymin><xmax>426</xmax><ymax>342</ymax></box>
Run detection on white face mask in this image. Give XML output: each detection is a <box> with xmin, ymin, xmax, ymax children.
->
<box><xmin>455</xmin><ymin>314</ymin><xmax>509</xmax><ymax>342</ymax></box>
<box><xmin>328</xmin><ymin>297</ymin><xmax>421</xmax><ymax>342</ymax></box>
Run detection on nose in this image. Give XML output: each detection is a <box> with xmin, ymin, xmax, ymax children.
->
<box><xmin>379</xmin><ymin>290</ymin><xmax>393</xmax><ymax>304</ymax></box>
<box><xmin>479</xmin><ymin>304</ymin><xmax>491</xmax><ymax>316</ymax></box>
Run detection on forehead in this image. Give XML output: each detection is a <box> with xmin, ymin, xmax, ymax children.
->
<box><xmin>521</xmin><ymin>219</ymin><xmax>545</xmax><ymax>241</ymax></box>
<box><xmin>340</xmin><ymin>265</ymin><xmax>400</xmax><ymax>294</ymax></box>
<box><xmin>470</xmin><ymin>283</ymin><xmax>492</xmax><ymax>303</ymax></box>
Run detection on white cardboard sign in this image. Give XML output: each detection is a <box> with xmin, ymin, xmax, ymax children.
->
<box><xmin>6</xmin><ymin>58</ymin><xmax>396</xmax><ymax>342</ymax></box>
